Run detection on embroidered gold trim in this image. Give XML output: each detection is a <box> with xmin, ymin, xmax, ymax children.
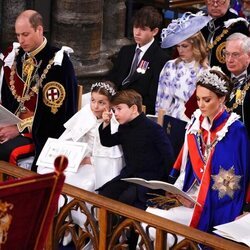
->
<box><xmin>29</xmin><ymin>37</ymin><xmax>47</xmax><ymax>57</ymax></box>
<box><xmin>216</xmin><ymin>41</ymin><xmax>226</xmax><ymax>64</ymax></box>
<box><xmin>0</xmin><ymin>200</ymin><xmax>13</xmax><ymax>245</ymax></box>
<box><xmin>17</xmin><ymin>116</ymin><xmax>34</xmax><ymax>133</ymax></box>
<box><xmin>207</xmin><ymin>27</ymin><xmax>230</xmax><ymax>50</ymax></box>
<box><xmin>43</xmin><ymin>81</ymin><xmax>66</xmax><ymax>114</ymax></box>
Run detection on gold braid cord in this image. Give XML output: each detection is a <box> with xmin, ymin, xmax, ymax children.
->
<box><xmin>17</xmin><ymin>116</ymin><xmax>34</xmax><ymax>133</ymax></box>
<box><xmin>147</xmin><ymin>193</ymin><xmax>182</xmax><ymax>210</ymax></box>
<box><xmin>207</xmin><ymin>21</ymin><xmax>237</xmax><ymax>50</ymax></box>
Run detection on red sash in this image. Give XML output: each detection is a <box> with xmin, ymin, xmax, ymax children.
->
<box><xmin>188</xmin><ymin>116</ymin><xmax>228</xmax><ymax>228</ymax></box>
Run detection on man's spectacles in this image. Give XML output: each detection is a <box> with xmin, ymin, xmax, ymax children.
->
<box><xmin>207</xmin><ymin>0</ymin><xmax>227</xmax><ymax>6</ymax></box>
<box><xmin>223</xmin><ymin>50</ymin><xmax>244</xmax><ymax>60</ymax></box>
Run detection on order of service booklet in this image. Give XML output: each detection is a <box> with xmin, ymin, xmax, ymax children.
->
<box><xmin>36</xmin><ymin>138</ymin><xmax>88</xmax><ymax>173</ymax></box>
<box><xmin>0</xmin><ymin>104</ymin><xmax>22</xmax><ymax>126</ymax></box>
<box><xmin>121</xmin><ymin>177</ymin><xmax>200</xmax><ymax>206</ymax></box>
<box><xmin>213</xmin><ymin>213</ymin><xmax>250</xmax><ymax>247</ymax></box>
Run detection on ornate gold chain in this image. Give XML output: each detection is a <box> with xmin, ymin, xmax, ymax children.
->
<box><xmin>9</xmin><ymin>52</ymin><xmax>55</xmax><ymax>105</ymax></box>
<box><xmin>207</xmin><ymin>26</ymin><xmax>230</xmax><ymax>50</ymax></box>
<box><xmin>226</xmin><ymin>80</ymin><xmax>250</xmax><ymax>112</ymax></box>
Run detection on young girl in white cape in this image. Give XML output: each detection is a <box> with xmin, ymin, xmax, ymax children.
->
<box><xmin>38</xmin><ymin>81</ymin><xmax>124</xmax><ymax>190</ymax></box>
<box><xmin>38</xmin><ymin>81</ymin><xmax>124</xmax><ymax>247</ymax></box>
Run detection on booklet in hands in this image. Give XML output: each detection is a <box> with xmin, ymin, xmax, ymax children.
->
<box><xmin>121</xmin><ymin>177</ymin><xmax>200</xmax><ymax>206</ymax></box>
<box><xmin>0</xmin><ymin>104</ymin><xmax>22</xmax><ymax>126</ymax></box>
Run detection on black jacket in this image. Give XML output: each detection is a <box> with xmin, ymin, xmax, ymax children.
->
<box><xmin>99</xmin><ymin>113</ymin><xmax>174</xmax><ymax>181</ymax></box>
<box><xmin>108</xmin><ymin>41</ymin><xmax>169</xmax><ymax>114</ymax></box>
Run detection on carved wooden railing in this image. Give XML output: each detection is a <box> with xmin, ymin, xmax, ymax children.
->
<box><xmin>0</xmin><ymin>161</ymin><xmax>248</xmax><ymax>250</ymax></box>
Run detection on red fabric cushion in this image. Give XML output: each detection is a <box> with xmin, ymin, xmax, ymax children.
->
<box><xmin>0</xmin><ymin>155</ymin><xmax>67</xmax><ymax>249</ymax></box>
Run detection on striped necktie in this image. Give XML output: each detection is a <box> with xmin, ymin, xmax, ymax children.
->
<box><xmin>122</xmin><ymin>48</ymin><xmax>141</xmax><ymax>86</ymax></box>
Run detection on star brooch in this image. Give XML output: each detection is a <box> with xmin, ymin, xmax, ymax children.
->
<box><xmin>211</xmin><ymin>166</ymin><xmax>242</xmax><ymax>199</ymax></box>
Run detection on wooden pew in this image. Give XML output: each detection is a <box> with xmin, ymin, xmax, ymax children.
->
<box><xmin>0</xmin><ymin>161</ymin><xmax>248</xmax><ymax>250</ymax></box>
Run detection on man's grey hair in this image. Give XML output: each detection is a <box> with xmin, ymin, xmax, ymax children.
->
<box><xmin>226</xmin><ymin>32</ymin><xmax>250</xmax><ymax>53</ymax></box>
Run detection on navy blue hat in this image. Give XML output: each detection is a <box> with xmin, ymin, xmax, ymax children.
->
<box><xmin>161</xmin><ymin>11</ymin><xmax>211</xmax><ymax>48</ymax></box>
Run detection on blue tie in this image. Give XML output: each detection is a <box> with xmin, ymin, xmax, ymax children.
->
<box><xmin>122</xmin><ymin>48</ymin><xmax>141</xmax><ymax>86</ymax></box>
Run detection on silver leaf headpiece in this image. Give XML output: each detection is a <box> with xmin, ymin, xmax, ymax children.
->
<box><xmin>91</xmin><ymin>82</ymin><xmax>116</xmax><ymax>96</ymax></box>
<box><xmin>197</xmin><ymin>67</ymin><xmax>228</xmax><ymax>94</ymax></box>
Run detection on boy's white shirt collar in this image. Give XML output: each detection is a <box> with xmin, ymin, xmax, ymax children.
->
<box><xmin>136</xmin><ymin>38</ymin><xmax>154</xmax><ymax>61</ymax></box>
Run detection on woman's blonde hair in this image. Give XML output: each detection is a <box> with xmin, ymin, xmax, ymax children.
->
<box><xmin>176</xmin><ymin>31</ymin><xmax>208</xmax><ymax>67</ymax></box>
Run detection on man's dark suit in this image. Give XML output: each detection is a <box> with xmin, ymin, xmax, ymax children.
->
<box><xmin>108</xmin><ymin>40</ymin><xmax>169</xmax><ymax>114</ymax></box>
<box><xmin>227</xmin><ymin>69</ymin><xmax>250</xmax><ymax>137</ymax></box>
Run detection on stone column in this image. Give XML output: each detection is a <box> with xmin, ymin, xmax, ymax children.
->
<box><xmin>102</xmin><ymin>0</ymin><xmax>131</xmax><ymax>56</ymax></box>
<box><xmin>0</xmin><ymin>0</ymin><xmax>26</xmax><ymax>50</ymax></box>
<box><xmin>51</xmin><ymin>0</ymin><xmax>108</xmax><ymax>82</ymax></box>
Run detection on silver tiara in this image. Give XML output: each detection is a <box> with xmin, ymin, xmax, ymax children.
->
<box><xmin>91</xmin><ymin>82</ymin><xmax>116</xmax><ymax>96</ymax></box>
<box><xmin>197</xmin><ymin>67</ymin><xmax>228</xmax><ymax>94</ymax></box>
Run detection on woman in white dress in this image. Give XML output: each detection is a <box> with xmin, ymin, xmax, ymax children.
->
<box><xmin>155</xmin><ymin>12</ymin><xmax>210</xmax><ymax>122</ymax></box>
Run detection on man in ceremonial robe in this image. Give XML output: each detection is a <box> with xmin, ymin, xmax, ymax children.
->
<box><xmin>201</xmin><ymin>0</ymin><xmax>249</xmax><ymax>74</ymax></box>
<box><xmin>0</xmin><ymin>10</ymin><xmax>77</xmax><ymax>171</ymax></box>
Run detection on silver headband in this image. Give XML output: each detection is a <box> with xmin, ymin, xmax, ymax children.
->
<box><xmin>197</xmin><ymin>67</ymin><xmax>228</xmax><ymax>94</ymax></box>
<box><xmin>91</xmin><ymin>82</ymin><xmax>116</xmax><ymax>96</ymax></box>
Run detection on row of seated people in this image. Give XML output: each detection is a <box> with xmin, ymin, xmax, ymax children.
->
<box><xmin>2</xmin><ymin>4</ymin><xmax>247</xmax><ymax>250</ymax></box>
<box><xmin>35</xmin><ymin>70</ymin><xmax>249</xmax><ymax>248</ymax></box>
<box><xmin>0</xmin><ymin>3</ymin><xmax>249</xmax><ymax>172</ymax></box>
<box><xmin>1</xmin><ymin>76</ymin><xmax>250</xmax><ymax>248</ymax></box>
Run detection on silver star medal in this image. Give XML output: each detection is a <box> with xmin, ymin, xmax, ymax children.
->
<box><xmin>211</xmin><ymin>166</ymin><xmax>242</xmax><ymax>199</ymax></box>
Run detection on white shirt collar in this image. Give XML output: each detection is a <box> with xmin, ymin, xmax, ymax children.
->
<box><xmin>231</xmin><ymin>70</ymin><xmax>247</xmax><ymax>79</ymax></box>
<box><xmin>136</xmin><ymin>38</ymin><xmax>154</xmax><ymax>60</ymax></box>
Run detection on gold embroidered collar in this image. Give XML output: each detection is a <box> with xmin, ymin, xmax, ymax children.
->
<box><xmin>27</xmin><ymin>37</ymin><xmax>47</xmax><ymax>58</ymax></box>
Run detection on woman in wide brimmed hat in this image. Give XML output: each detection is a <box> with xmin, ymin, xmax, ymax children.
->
<box><xmin>155</xmin><ymin>12</ymin><xmax>211</xmax><ymax>121</ymax></box>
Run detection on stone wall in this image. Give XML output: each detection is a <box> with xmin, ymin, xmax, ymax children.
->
<box><xmin>0</xmin><ymin>0</ymin><xmax>131</xmax><ymax>90</ymax></box>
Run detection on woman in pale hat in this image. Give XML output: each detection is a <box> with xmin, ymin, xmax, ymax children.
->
<box><xmin>155</xmin><ymin>12</ymin><xmax>210</xmax><ymax>122</ymax></box>
<box><xmin>142</xmin><ymin>67</ymin><xmax>250</xmax><ymax>247</ymax></box>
